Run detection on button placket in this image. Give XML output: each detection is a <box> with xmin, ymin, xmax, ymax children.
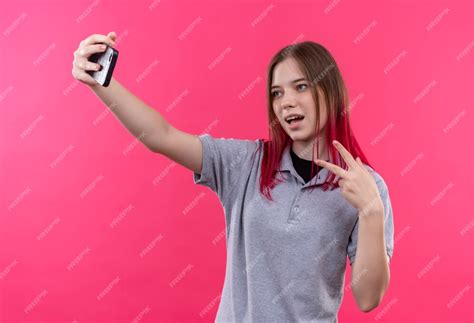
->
<box><xmin>287</xmin><ymin>191</ymin><xmax>302</xmax><ymax>224</ymax></box>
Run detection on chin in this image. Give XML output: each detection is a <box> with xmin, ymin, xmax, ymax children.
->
<box><xmin>288</xmin><ymin>131</ymin><xmax>311</xmax><ymax>142</ymax></box>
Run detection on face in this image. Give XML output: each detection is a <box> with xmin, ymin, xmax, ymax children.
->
<box><xmin>271</xmin><ymin>57</ymin><xmax>328</xmax><ymax>145</ymax></box>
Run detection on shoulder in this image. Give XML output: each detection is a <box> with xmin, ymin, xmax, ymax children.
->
<box><xmin>197</xmin><ymin>133</ymin><xmax>260</xmax><ymax>147</ymax></box>
<box><xmin>197</xmin><ymin>133</ymin><xmax>262</xmax><ymax>160</ymax></box>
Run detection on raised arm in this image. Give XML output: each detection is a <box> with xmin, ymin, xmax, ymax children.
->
<box><xmin>72</xmin><ymin>32</ymin><xmax>203</xmax><ymax>174</ymax></box>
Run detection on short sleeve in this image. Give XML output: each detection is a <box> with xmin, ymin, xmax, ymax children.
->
<box><xmin>346</xmin><ymin>175</ymin><xmax>394</xmax><ymax>266</ymax></box>
<box><xmin>193</xmin><ymin>133</ymin><xmax>257</xmax><ymax>203</ymax></box>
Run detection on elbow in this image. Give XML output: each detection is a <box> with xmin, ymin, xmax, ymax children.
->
<box><xmin>147</xmin><ymin>145</ymin><xmax>160</xmax><ymax>154</ymax></box>
<box><xmin>145</xmin><ymin>136</ymin><xmax>164</xmax><ymax>153</ymax></box>
<box><xmin>353</xmin><ymin>273</ymin><xmax>390</xmax><ymax>313</ymax></box>
<box><xmin>355</xmin><ymin>289</ymin><xmax>387</xmax><ymax>312</ymax></box>
<box><xmin>357</xmin><ymin>298</ymin><xmax>381</xmax><ymax>312</ymax></box>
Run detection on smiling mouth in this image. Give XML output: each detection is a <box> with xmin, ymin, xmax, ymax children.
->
<box><xmin>285</xmin><ymin>116</ymin><xmax>304</xmax><ymax>125</ymax></box>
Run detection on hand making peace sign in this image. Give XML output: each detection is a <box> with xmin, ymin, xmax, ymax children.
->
<box><xmin>315</xmin><ymin>140</ymin><xmax>384</xmax><ymax>217</ymax></box>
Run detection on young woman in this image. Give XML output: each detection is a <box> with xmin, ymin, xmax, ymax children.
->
<box><xmin>72</xmin><ymin>32</ymin><xmax>394</xmax><ymax>323</ymax></box>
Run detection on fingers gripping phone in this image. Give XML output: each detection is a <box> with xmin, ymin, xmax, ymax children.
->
<box><xmin>87</xmin><ymin>44</ymin><xmax>119</xmax><ymax>87</ymax></box>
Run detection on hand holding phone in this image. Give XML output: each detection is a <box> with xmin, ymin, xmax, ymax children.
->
<box><xmin>86</xmin><ymin>45</ymin><xmax>119</xmax><ymax>87</ymax></box>
<box><xmin>71</xmin><ymin>32</ymin><xmax>118</xmax><ymax>88</ymax></box>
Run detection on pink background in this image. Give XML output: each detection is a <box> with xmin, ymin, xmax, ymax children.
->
<box><xmin>1</xmin><ymin>0</ymin><xmax>473</xmax><ymax>322</ymax></box>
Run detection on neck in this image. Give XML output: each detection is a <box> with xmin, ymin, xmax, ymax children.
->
<box><xmin>291</xmin><ymin>136</ymin><xmax>329</xmax><ymax>162</ymax></box>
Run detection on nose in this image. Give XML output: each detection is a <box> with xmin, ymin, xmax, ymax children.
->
<box><xmin>280</xmin><ymin>92</ymin><xmax>297</xmax><ymax>110</ymax></box>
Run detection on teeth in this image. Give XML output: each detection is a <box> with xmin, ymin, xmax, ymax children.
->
<box><xmin>285</xmin><ymin>115</ymin><xmax>303</xmax><ymax>122</ymax></box>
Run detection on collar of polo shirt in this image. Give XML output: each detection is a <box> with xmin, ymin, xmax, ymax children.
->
<box><xmin>278</xmin><ymin>143</ymin><xmax>330</xmax><ymax>187</ymax></box>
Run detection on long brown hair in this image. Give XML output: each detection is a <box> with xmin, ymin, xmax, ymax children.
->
<box><xmin>257</xmin><ymin>41</ymin><xmax>372</xmax><ymax>201</ymax></box>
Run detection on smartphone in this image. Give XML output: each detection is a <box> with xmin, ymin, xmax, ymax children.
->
<box><xmin>87</xmin><ymin>44</ymin><xmax>119</xmax><ymax>87</ymax></box>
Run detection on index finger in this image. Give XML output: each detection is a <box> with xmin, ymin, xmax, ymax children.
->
<box><xmin>332</xmin><ymin>140</ymin><xmax>358</xmax><ymax>169</ymax></box>
<box><xmin>83</xmin><ymin>34</ymin><xmax>115</xmax><ymax>47</ymax></box>
<box><xmin>314</xmin><ymin>159</ymin><xmax>348</xmax><ymax>179</ymax></box>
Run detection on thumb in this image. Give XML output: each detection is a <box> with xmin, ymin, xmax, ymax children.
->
<box><xmin>107</xmin><ymin>31</ymin><xmax>117</xmax><ymax>41</ymax></box>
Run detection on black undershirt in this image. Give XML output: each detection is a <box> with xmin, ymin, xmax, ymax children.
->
<box><xmin>290</xmin><ymin>147</ymin><xmax>323</xmax><ymax>184</ymax></box>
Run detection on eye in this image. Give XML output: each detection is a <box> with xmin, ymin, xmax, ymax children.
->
<box><xmin>297</xmin><ymin>84</ymin><xmax>307</xmax><ymax>91</ymax></box>
<box><xmin>271</xmin><ymin>84</ymin><xmax>307</xmax><ymax>99</ymax></box>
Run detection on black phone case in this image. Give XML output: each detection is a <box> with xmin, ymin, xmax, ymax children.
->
<box><xmin>87</xmin><ymin>45</ymin><xmax>119</xmax><ymax>87</ymax></box>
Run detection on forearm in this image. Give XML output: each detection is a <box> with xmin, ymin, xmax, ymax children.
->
<box><xmin>89</xmin><ymin>77</ymin><xmax>170</xmax><ymax>152</ymax></box>
<box><xmin>351</xmin><ymin>208</ymin><xmax>390</xmax><ymax>312</ymax></box>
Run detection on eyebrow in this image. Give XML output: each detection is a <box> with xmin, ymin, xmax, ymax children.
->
<box><xmin>271</xmin><ymin>78</ymin><xmax>307</xmax><ymax>90</ymax></box>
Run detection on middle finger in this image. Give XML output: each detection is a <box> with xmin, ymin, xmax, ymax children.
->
<box><xmin>332</xmin><ymin>140</ymin><xmax>358</xmax><ymax>169</ymax></box>
<box><xmin>76</xmin><ymin>58</ymin><xmax>102</xmax><ymax>71</ymax></box>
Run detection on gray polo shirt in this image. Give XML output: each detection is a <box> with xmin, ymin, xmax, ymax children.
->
<box><xmin>193</xmin><ymin>134</ymin><xmax>394</xmax><ymax>323</ymax></box>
